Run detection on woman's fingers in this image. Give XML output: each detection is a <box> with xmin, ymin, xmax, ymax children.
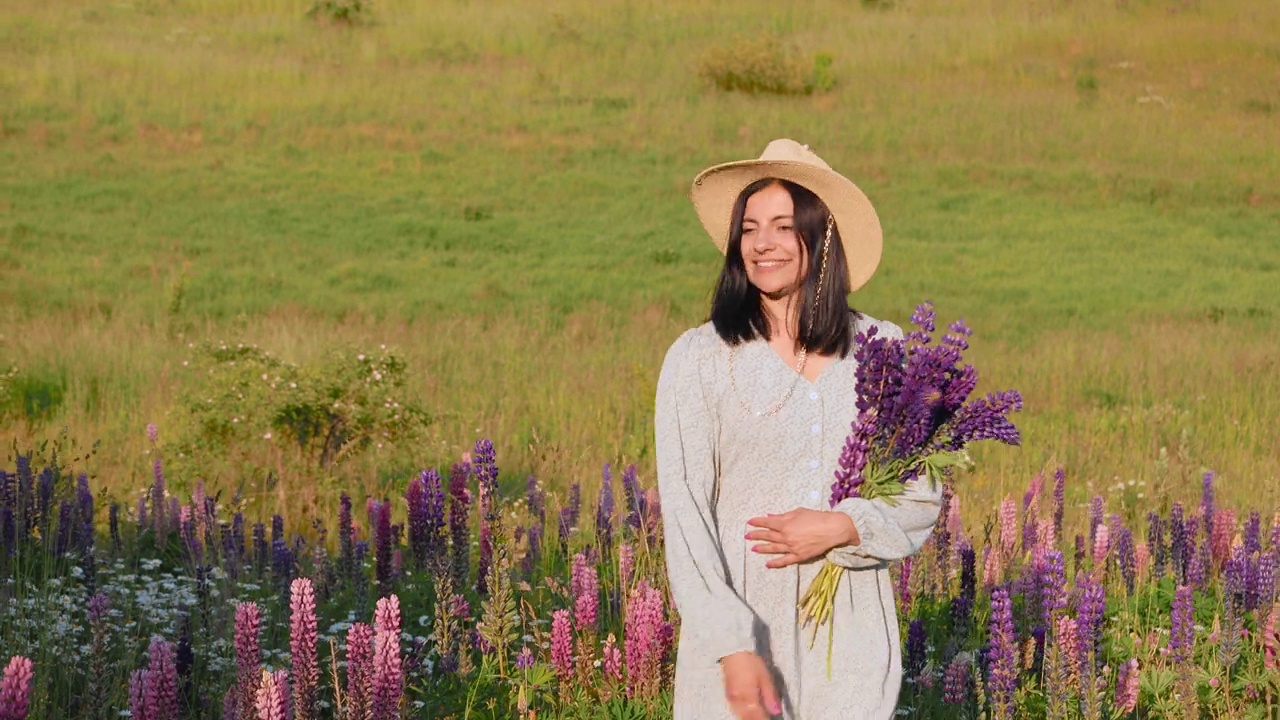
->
<box><xmin>751</xmin><ymin>542</ymin><xmax>789</xmax><ymax>555</ymax></box>
<box><xmin>758</xmin><ymin>663</ymin><xmax>782</xmax><ymax>716</ymax></box>
<box><xmin>744</xmin><ymin>528</ymin><xmax>784</xmax><ymax>543</ymax></box>
<box><xmin>764</xmin><ymin>553</ymin><xmax>803</xmax><ymax>569</ymax></box>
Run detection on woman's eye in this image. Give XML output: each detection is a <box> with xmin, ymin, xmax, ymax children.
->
<box><xmin>778</xmin><ymin>226</ymin><xmax>793</xmax><ymax>233</ymax></box>
<box><xmin>742</xmin><ymin>227</ymin><xmax>756</xmax><ymax>235</ymax></box>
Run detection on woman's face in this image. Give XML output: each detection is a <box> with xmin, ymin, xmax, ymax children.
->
<box><xmin>740</xmin><ymin>182</ymin><xmax>805</xmax><ymax>299</ymax></box>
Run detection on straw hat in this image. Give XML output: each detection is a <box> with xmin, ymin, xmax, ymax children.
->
<box><xmin>690</xmin><ymin>139</ymin><xmax>883</xmax><ymax>292</ymax></box>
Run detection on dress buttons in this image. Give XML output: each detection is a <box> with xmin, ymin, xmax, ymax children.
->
<box><xmin>809</xmin><ymin>490</ymin><xmax>820</xmax><ymax>501</ymax></box>
<box><xmin>809</xmin><ymin>459</ymin><xmax>820</xmax><ymax>469</ymax></box>
<box><xmin>810</xmin><ymin>423</ymin><xmax>821</xmax><ymax>435</ymax></box>
<box><xmin>808</xmin><ymin>390</ymin><xmax>819</xmax><ymax>400</ymax></box>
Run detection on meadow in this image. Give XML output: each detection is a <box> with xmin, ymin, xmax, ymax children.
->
<box><xmin>1</xmin><ymin>0</ymin><xmax>1279</xmax><ymax>716</ymax></box>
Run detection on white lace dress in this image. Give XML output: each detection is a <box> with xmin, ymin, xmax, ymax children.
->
<box><xmin>656</xmin><ymin>314</ymin><xmax>944</xmax><ymax>720</ymax></box>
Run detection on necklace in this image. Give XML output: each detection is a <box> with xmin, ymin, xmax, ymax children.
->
<box><xmin>727</xmin><ymin>216</ymin><xmax>835</xmax><ymax>418</ymax></box>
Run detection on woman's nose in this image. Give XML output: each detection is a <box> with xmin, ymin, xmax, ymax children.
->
<box><xmin>751</xmin><ymin>228</ymin><xmax>777</xmax><ymax>252</ymax></box>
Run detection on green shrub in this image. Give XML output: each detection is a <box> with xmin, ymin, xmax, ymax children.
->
<box><xmin>699</xmin><ymin>40</ymin><xmax>836</xmax><ymax>96</ymax></box>
<box><xmin>169</xmin><ymin>341</ymin><xmax>429</xmax><ymax>482</ymax></box>
<box><xmin>306</xmin><ymin>0</ymin><xmax>370</xmax><ymax>24</ymax></box>
<box><xmin>0</xmin><ymin>366</ymin><xmax>65</xmax><ymax>425</ymax></box>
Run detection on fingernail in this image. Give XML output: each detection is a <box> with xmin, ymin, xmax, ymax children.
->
<box><xmin>769</xmin><ymin>701</ymin><xmax>782</xmax><ymax>714</ymax></box>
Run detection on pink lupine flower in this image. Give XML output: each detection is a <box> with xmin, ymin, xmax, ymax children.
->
<box><xmin>1211</xmin><ymin>508</ymin><xmax>1234</xmax><ymax>571</ymax></box>
<box><xmin>289</xmin><ymin>578</ymin><xmax>319</xmax><ymax>720</ymax></box>
<box><xmin>946</xmin><ymin>494</ymin><xmax>963</xmax><ymax>537</ymax></box>
<box><xmin>0</xmin><ymin>656</ymin><xmax>34</xmax><ymax>720</ymax></box>
<box><xmin>602</xmin><ymin>633</ymin><xmax>623</xmax><ymax>682</ymax></box>
<box><xmin>346</xmin><ymin>623</ymin><xmax>374</xmax><ymax>720</ymax></box>
<box><xmin>1038</xmin><ymin>519</ymin><xmax>1057</xmax><ymax>555</ymax></box>
<box><xmin>146</xmin><ymin>423</ymin><xmax>159</xmax><ymax>444</ymax></box>
<box><xmin>983</xmin><ymin>546</ymin><xmax>1003</xmax><ymax>588</ymax></box>
<box><xmin>129</xmin><ymin>669</ymin><xmax>149</xmax><ymax>720</ymax></box>
<box><xmin>144</xmin><ymin>636</ymin><xmax>179</xmax><ymax>720</ymax></box>
<box><xmin>999</xmin><ymin>496</ymin><xmax>1017</xmax><ymax>558</ymax></box>
<box><xmin>1134</xmin><ymin>542</ymin><xmax>1150</xmax><ymax>579</ymax></box>
<box><xmin>234</xmin><ymin>602</ymin><xmax>262</xmax><ymax>720</ymax></box>
<box><xmin>1115</xmin><ymin>658</ymin><xmax>1139</xmax><ymax>712</ymax></box>
<box><xmin>624</xmin><ymin>580</ymin><xmax>666</xmax><ymax>699</ymax></box>
<box><xmin>1264</xmin><ymin>607</ymin><xmax>1277</xmax><ymax>672</ymax></box>
<box><xmin>374</xmin><ymin>595</ymin><xmax>401</xmax><ymax>637</ymax></box>
<box><xmin>618</xmin><ymin>543</ymin><xmax>634</xmax><ymax>589</ymax></box>
<box><xmin>1055</xmin><ymin>616</ymin><xmax>1080</xmax><ymax>683</ymax></box>
<box><xmin>572</xmin><ymin>552</ymin><xmax>599</xmax><ymax>633</ymax></box>
<box><xmin>255</xmin><ymin>669</ymin><xmax>289</xmax><ymax>720</ymax></box>
<box><xmin>222</xmin><ymin>687</ymin><xmax>237</xmax><ymax>720</ymax></box>
<box><xmin>942</xmin><ymin>653</ymin><xmax>969</xmax><ymax>704</ymax></box>
<box><xmin>1093</xmin><ymin>524</ymin><xmax>1110</xmax><ymax>571</ymax></box>
<box><xmin>371</xmin><ymin>595</ymin><xmax>402</xmax><ymax>720</ymax></box>
<box><xmin>551</xmin><ymin>609</ymin><xmax>574</xmax><ymax>683</ymax></box>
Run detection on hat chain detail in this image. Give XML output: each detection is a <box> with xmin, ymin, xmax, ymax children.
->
<box><xmin>729</xmin><ymin>214</ymin><xmax>835</xmax><ymax>418</ymax></box>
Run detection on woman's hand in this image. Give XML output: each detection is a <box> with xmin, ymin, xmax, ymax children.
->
<box><xmin>720</xmin><ymin>651</ymin><xmax>782</xmax><ymax>719</ymax></box>
<box><xmin>745</xmin><ymin>508</ymin><xmax>860</xmax><ymax>568</ymax></box>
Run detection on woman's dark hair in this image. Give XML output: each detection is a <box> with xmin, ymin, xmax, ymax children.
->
<box><xmin>709</xmin><ymin>178</ymin><xmax>857</xmax><ymax>357</ymax></box>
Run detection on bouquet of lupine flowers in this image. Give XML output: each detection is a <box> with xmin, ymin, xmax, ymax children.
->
<box><xmin>799</xmin><ymin>301</ymin><xmax>1023</xmax><ymax>667</ymax></box>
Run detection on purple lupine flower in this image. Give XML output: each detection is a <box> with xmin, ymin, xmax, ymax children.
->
<box><xmin>0</xmin><ymin>656</ymin><xmax>34</xmax><ymax>720</ymax></box>
<box><xmin>558</xmin><ymin>481</ymin><xmax>583</xmax><ymax>552</ymax></box>
<box><xmin>620</xmin><ymin>464</ymin><xmax>642</xmax><ymax>531</ymax></box>
<box><xmin>1170</xmin><ymin>503</ymin><xmax>1187</xmax><ymax>583</ymax></box>
<box><xmin>1147</xmin><ymin>511</ymin><xmax>1166</xmax><ymax>580</ymax></box>
<box><xmin>1052</xmin><ymin>467</ymin><xmax>1065</xmax><ymax>541</ymax></box>
<box><xmin>942</xmin><ymin>653</ymin><xmax>970</xmax><ymax>704</ymax></box>
<box><xmin>515</xmin><ymin>645</ymin><xmax>535</xmax><ymax>671</ymax></box>
<box><xmin>289</xmin><ymin>579</ymin><xmax>318</xmax><ymax>720</ymax></box>
<box><xmin>572</xmin><ymin>552</ymin><xmax>599</xmax><ymax>633</ymax></box>
<box><xmin>1224</xmin><ymin>545</ymin><xmax>1248</xmax><ymax>611</ymax></box>
<box><xmin>526</xmin><ymin>475</ymin><xmax>546</xmax><ymax>529</ymax></box>
<box><xmin>948</xmin><ymin>389</ymin><xmax>1022</xmax><ymax>448</ymax></box>
<box><xmin>1188</xmin><ymin>540</ymin><xmax>1207</xmax><ymax>588</ymax></box>
<box><xmin>1040</xmin><ymin>550</ymin><xmax>1067</xmax><ymax>627</ymax></box>
<box><xmin>934</xmin><ymin>485</ymin><xmax>954</xmax><ymax>583</ymax></box>
<box><xmin>76</xmin><ymin>473</ymin><xmax>94</xmax><ymax>551</ymax></box>
<box><xmin>1075</xmin><ymin>577</ymin><xmax>1106</xmax><ymax>663</ymax></box>
<box><xmin>618</xmin><ymin>543</ymin><xmax>634</xmax><ymax>589</ymax></box>
<box><xmin>54</xmin><ymin>500</ymin><xmax>73</xmax><ymax>556</ymax></box>
<box><xmin>1200</xmin><ymin>471</ymin><xmax>1215</xmax><ymax>543</ymax></box>
<box><xmin>551</xmin><ymin>609</ymin><xmax>573</xmax><ymax>683</ymax></box>
<box><xmin>830</xmin><ymin>410</ymin><xmax>873</xmax><ymax>504</ymax></box>
<box><xmin>374</xmin><ymin>500</ymin><xmax>393</xmax><ymax>594</ymax></box>
<box><xmin>448</xmin><ymin>461</ymin><xmax>471</xmax><ymax>592</ymax></box>
<box><xmin>405</xmin><ymin>472</ymin><xmax>429</xmax><ymax>572</ymax></box>
<box><xmin>1256</xmin><ymin>553</ymin><xmax>1275</xmax><ymax>609</ymax></box>
<box><xmin>1244</xmin><ymin>511</ymin><xmax>1262</xmax><ymax>556</ymax></box>
<box><xmin>338</xmin><ymin>492</ymin><xmax>355</xmax><ymax>579</ymax></box>
<box><xmin>907</xmin><ymin>301</ymin><xmax>936</xmax><ymax>342</ymax></box>
<box><xmin>1115</xmin><ymin>658</ymin><xmax>1139</xmax><ymax>712</ymax></box>
<box><xmin>234</xmin><ymin>602</ymin><xmax>261</xmax><ymax>718</ymax></box>
<box><xmin>254</xmin><ymin>669</ymin><xmax>289</xmax><ymax>720</ymax></box>
<box><xmin>144</xmin><ymin>636</ymin><xmax>179</xmax><ymax>720</ymax></box>
<box><xmin>596</xmin><ymin>463</ymin><xmax>616</xmax><ymax>554</ymax></box>
<box><xmin>1116</xmin><ymin>525</ymin><xmax>1136</xmax><ymax>595</ymax></box>
<box><xmin>473</xmin><ymin>440</ymin><xmax>499</xmax><ymax>596</ymax></box>
<box><xmin>271</xmin><ymin>538</ymin><xmax>294</xmax><ymax>584</ymax></box>
<box><xmin>372</xmin><ymin>602</ymin><xmax>403</xmax><ymax>720</ymax></box>
<box><xmin>521</xmin><ymin>524</ymin><xmax>542</xmax><ymax>578</ymax></box>
<box><xmin>898</xmin><ymin>555</ymin><xmax>915</xmax><ymax>614</ymax></box>
<box><xmin>150</xmin><ymin>457</ymin><xmax>166</xmax><ymax>537</ymax></box>
<box><xmin>346</xmin><ymin>623</ymin><xmax>374</xmax><ymax>720</ymax></box>
<box><xmin>986</xmin><ymin>586</ymin><xmax>1017</xmax><ymax>720</ymax></box>
<box><xmin>602</xmin><ymin>633</ymin><xmax>623</xmax><ymax>682</ymax></box>
<box><xmin>1169</xmin><ymin>585</ymin><xmax>1194</xmax><ymax>665</ymax></box>
<box><xmin>905</xmin><ymin>619</ymin><xmax>927</xmax><ymax>679</ymax></box>
<box><xmin>950</xmin><ymin>544</ymin><xmax>976</xmax><ymax>630</ymax></box>
<box><xmin>222</xmin><ymin>687</ymin><xmax>236</xmax><ymax>720</ymax></box>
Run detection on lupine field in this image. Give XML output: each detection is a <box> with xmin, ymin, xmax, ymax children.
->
<box><xmin>1</xmin><ymin>428</ymin><xmax>1277</xmax><ymax>719</ymax></box>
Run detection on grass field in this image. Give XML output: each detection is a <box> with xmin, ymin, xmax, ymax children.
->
<box><xmin>2</xmin><ymin>0</ymin><xmax>1278</xmax><ymax>525</ymax></box>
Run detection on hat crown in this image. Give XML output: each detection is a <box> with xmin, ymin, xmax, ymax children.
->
<box><xmin>757</xmin><ymin>138</ymin><xmax>831</xmax><ymax>170</ymax></box>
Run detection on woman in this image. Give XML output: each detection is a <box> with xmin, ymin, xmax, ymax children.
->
<box><xmin>656</xmin><ymin>139</ymin><xmax>944</xmax><ymax>720</ymax></box>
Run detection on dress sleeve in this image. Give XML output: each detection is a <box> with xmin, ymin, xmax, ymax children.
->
<box><xmin>825</xmin><ymin>468</ymin><xmax>945</xmax><ymax>569</ymax></box>
<box><xmin>656</xmin><ymin>330</ymin><xmax>758</xmax><ymax>662</ymax></box>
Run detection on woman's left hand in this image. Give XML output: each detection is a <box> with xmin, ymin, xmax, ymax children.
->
<box><xmin>745</xmin><ymin>509</ymin><xmax>860</xmax><ymax>569</ymax></box>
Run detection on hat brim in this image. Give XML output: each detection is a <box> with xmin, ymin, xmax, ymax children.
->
<box><xmin>690</xmin><ymin>159</ymin><xmax>883</xmax><ymax>293</ymax></box>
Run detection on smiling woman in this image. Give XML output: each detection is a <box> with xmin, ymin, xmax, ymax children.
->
<box><xmin>656</xmin><ymin>140</ymin><xmax>943</xmax><ymax>720</ymax></box>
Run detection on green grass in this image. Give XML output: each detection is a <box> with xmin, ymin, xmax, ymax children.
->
<box><xmin>1</xmin><ymin>0</ymin><xmax>1278</xmax><ymax>521</ymax></box>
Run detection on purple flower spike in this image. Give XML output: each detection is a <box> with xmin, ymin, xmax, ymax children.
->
<box><xmin>346</xmin><ymin>623</ymin><xmax>374</xmax><ymax>720</ymax></box>
<box><xmin>233</xmin><ymin>602</ymin><xmax>261</xmax><ymax>720</ymax></box>
<box><xmin>515</xmin><ymin>645</ymin><xmax>535</xmax><ymax>671</ymax></box>
<box><xmin>986</xmin><ymin>586</ymin><xmax>1017</xmax><ymax>720</ymax></box>
<box><xmin>1169</xmin><ymin>585</ymin><xmax>1195</xmax><ymax>665</ymax></box>
<box><xmin>1115</xmin><ymin>658</ymin><xmax>1139</xmax><ymax>712</ymax></box>
<box><xmin>0</xmin><ymin>656</ymin><xmax>34</xmax><ymax>720</ymax></box>
<box><xmin>596</xmin><ymin>463</ymin><xmax>615</xmax><ymax>553</ymax></box>
<box><xmin>144</xmin><ymin>636</ymin><xmax>179</xmax><ymax>720</ymax></box>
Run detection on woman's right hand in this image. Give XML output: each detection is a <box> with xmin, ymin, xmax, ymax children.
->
<box><xmin>719</xmin><ymin>651</ymin><xmax>782</xmax><ymax>719</ymax></box>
